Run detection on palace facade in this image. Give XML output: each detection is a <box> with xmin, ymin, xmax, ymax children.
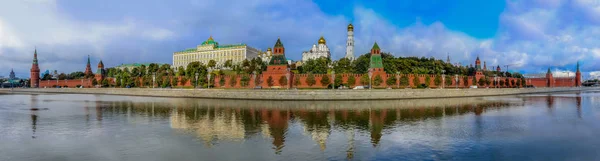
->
<box><xmin>172</xmin><ymin>36</ymin><xmax>260</xmax><ymax>69</ymax></box>
<box><xmin>301</xmin><ymin>36</ymin><xmax>331</xmax><ymax>62</ymax></box>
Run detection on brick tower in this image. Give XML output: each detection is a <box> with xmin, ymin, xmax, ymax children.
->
<box><xmin>265</xmin><ymin>37</ymin><xmax>288</xmax><ymax>74</ymax></box>
<box><xmin>369</xmin><ymin>42</ymin><xmax>384</xmax><ymax>74</ymax></box>
<box><xmin>575</xmin><ymin>62</ymin><xmax>581</xmax><ymax>87</ymax></box>
<box><xmin>30</xmin><ymin>49</ymin><xmax>40</xmax><ymax>88</ymax></box>
<box><xmin>84</xmin><ymin>55</ymin><xmax>93</xmax><ymax>77</ymax></box>
<box><xmin>546</xmin><ymin>68</ymin><xmax>554</xmax><ymax>87</ymax></box>
<box><xmin>95</xmin><ymin>60</ymin><xmax>105</xmax><ymax>82</ymax></box>
<box><xmin>474</xmin><ymin>56</ymin><xmax>483</xmax><ymax>81</ymax></box>
<box><xmin>496</xmin><ymin>65</ymin><xmax>501</xmax><ymax>73</ymax></box>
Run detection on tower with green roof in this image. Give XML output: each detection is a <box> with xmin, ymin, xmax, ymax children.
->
<box><xmin>369</xmin><ymin>42</ymin><xmax>384</xmax><ymax>71</ymax></box>
<box><xmin>30</xmin><ymin>48</ymin><xmax>40</xmax><ymax>88</ymax></box>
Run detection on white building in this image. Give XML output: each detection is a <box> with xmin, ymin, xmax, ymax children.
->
<box><xmin>302</xmin><ymin>36</ymin><xmax>331</xmax><ymax>62</ymax></box>
<box><xmin>173</xmin><ymin>36</ymin><xmax>260</xmax><ymax>69</ymax></box>
<box><xmin>257</xmin><ymin>48</ymin><xmax>273</xmax><ymax>64</ymax></box>
<box><xmin>345</xmin><ymin>23</ymin><xmax>355</xmax><ymax>61</ymax></box>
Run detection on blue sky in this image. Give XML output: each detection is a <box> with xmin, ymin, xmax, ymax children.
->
<box><xmin>1</xmin><ymin>0</ymin><xmax>599</xmax><ymax>79</ymax></box>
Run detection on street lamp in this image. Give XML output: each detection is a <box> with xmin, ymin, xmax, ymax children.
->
<box><xmin>455</xmin><ymin>74</ymin><xmax>459</xmax><ymax>89</ymax></box>
<box><xmin>195</xmin><ymin>72</ymin><xmax>199</xmax><ymax>88</ymax></box>
<box><xmin>286</xmin><ymin>67</ymin><xmax>291</xmax><ymax>89</ymax></box>
<box><xmin>493</xmin><ymin>74</ymin><xmax>498</xmax><ymax>88</ymax></box>
<box><xmin>396</xmin><ymin>71</ymin><xmax>400</xmax><ymax>89</ymax></box>
<box><xmin>368</xmin><ymin>69</ymin><xmax>373</xmax><ymax>90</ymax></box>
<box><xmin>441</xmin><ymin>70</ymin><xmax>446</xmax><ymax>89</ymax></box>
<box><xmin>207</xmin><ymin>67</ymin><xmax>213</xmax><ymax>89</ymax></box>
<box><xmin>152</xmin><ymin>72</ymin><xmax>156</xmax><ymax>88</ymax></box>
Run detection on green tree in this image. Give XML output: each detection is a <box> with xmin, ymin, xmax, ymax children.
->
<box><xmin>267</xmin><ymin>76</ymin><xmax>274</xmax><ymax>87</ymax></box>
<box><xmin>360</xmin><ymin>74</ymin><xmax>370</xmax><ymax>86</ymax></box>
<box><xmin>347</xmin><ymin>76</ymin><xmax>356</xmax><ymax>87</ymax></box>
<box><xmin>511</xmin><ymin>79</ymin><xmax>516</xmax><ymax>87</ymax></box>
<box><xmin>445</xmin><ymin>75</ymin><xmax>453</xmax><ymax>87</ymax></box>
<box><xmin>500</xmin><ymin>80</ymin><xmax>505</xmax><ymax>87</ymax></box>
<box><xmin>101</xmin><ymin>79</ymin><xmax>109</xmax><ymax>87</ymax></box>
<box><xmin>516</xmin><ymin>79</ymin><xmax>522</xmax><ymax>87</ymax></box>
<box><xmin>279</xmin><ymin>76</ymin><xmax>288</xmax><ymax>87</ymax></box>
<box><xmin>177</xmin><ymin>66</ymin><xmax>185</xmax><ymax>77</ymax></box>
<box><xmin>373</xmin><ymin>75</ymin><xmax>383</xmax><ymax>86</ymax></box>
<box><xmin>229</xmin><ymin>76</ymin><xmax>237</xmax><ymax>87</ymax></box>
<box><xmin>306</xmin><ymin>74</ymin><xmax>316</xmax><ymax>87</ymax></box>
<box><xmin>521</xmin><ymin>78</ymin><xmax>527</xmax><ymax>87</ymax></box>
<box><xmin>224</xmin><ymin>60</ymin><xmax>233</xmax><ymax>68</ymax></box>
<box><xmin>478</xmin><ymin>77</ymin><xmax>486</xmax><ymax>86</ymax></box>
<box><xmin>320</xmin><ymin>75</ymin><xmax>330</xmax><ymax>87</ymax></box>
<box><xmin>425</xmin><ymin>75</ymin><xmax>431</xmax><ymax>87</ymax></box>
<box><xmin>333</xmin><ymin>58</ymin><xmax>353</xmax><ymax>73</ymax></box>
<box><xmin>294</xmin><ymin>75</ymin><xmax>301</xmax><ymax>87</ymax></box>
<box><xmin>240</xmin><ymin>75</ymin><xmax>250</xmax><ymax>87</ymax></box>
<box><xmin>208</xmin><ymin>60</ymin><xmax>217</xmax><ymax>68</ymax></box>
<box><xmin>219</xmin><ymin>76</ymin><xmax>226</xmax><ymax>87</ymax></box>
<box><xmin>472</xmin><ymin>77</ymin><xmax>477</xmax><ymax>87</ymax></box>
<box><xmin>92</xmin><ymin>79</ymin><xmax>98</xmax><ymax>87</ymax></box>
<box><xmin>434</xmin><ymin>75</ymin><xmax>442</xmax><ymax>87</ymax></box>
<box><xmin>463</xmin><ymin>76</ymin><xmax>469</xmax><ymax>87</ymax></box>
<box><xmin>301</xmin><ymin>57</ymin><xmax>330</xmax><ymax>74</ymax></box>
<box><xmin>386</xmin><ymin>75</ymin><xmax>397</xmax><ymax>87</ymax></box>
<box><xmin>400</xmin><ymin>75</ymin><xmax>409</xmax><ymax>87</ymax></box>
<box><xmin>334</xmin><ymin>74</ymin><xmax>343</xmax><ymax>87</ymax></box>
<box><xmin>254</xmin><ymin>74</ymin><xmax>262</xmax><ymax>86</ymax></box>
<box><xmin>505</xmin><ymin>78</ymin><xmax>510</xmax><ymax>87</ymax></box>
<box><xmin>413</xmin><ymin>74</ymin><xmax>421</xmax><ymax>88</ymax></box>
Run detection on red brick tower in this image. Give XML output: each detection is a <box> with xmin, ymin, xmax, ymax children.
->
<box><xmin>84</xmin><ymin>55</ymin><xmax>93</xmax><ymax>77</ymax></box>
<box><xmin>496</xmin><ymin>65</ymin><xmax>501</xmax><ymax>73</ymax></box>
<box><xmin>483</xmin><ymin>61</ymin><xmax>487</xmax><ymax>71</ymax></box>
<box><xmin>30</xmin><ymin>49</ymin><xmax>40</xmax><ymax>88</ymax></box>
<box><xmin>95</xmin><ymin>60</ymin><xmax>105</xmax><ymax>82</ymax></box>
<box><xmin>369</xmin><ymin>42</ymin><xmax>385</xmax><ymax>74</ymax></box>
<box><xmin>474</xmin><ymin>56</ymin><xmax>483</xmax><ymax>81</ymax></box>
<box><xmin>265</xmin><ymin>37</ymin><xmax>288</xmax><ymax>75</ymax></box>
<box><xmin>575</xmin><ymin>62</ymin><xmax>581</xmax><ymax>87</ymax></box>
<box><xmin>475</xmin><ymin>56</ymin><xmax>481</xmax><ymax>70</ymax></box>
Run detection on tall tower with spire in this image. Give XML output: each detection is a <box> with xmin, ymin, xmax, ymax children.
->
<box><xmin>475</xmin><ymin>56</ymin><xmax>481</xmax><ymax>70</ymax></box>
<box><xmin>95</xmin><ymin>60</ymin><xmax>105</xmax><ymax>82</ymax></box>
<box><xmin>446</xmin><ymin>53</ymin><xmax>450</xmax><ymax>64</ymax></box>
<box><xmin>30</xmin><ymin>49</ymin><xmax>40</xmax><ymax>88</ymax></box>
<box><xmin>84</xmin><ymin>55</ymin><xmax>93</xmax><ymax>77</ymax></box>
<box><xmin>9</xmin><ymin>69</ymin><xmax>15</xmax><ymax>80</ymax></box>
<box><xmin>345</xmin><ymin>23</ymin><xmax>355</xmax><ymax>61</ymax></box>
<box><xmin>369</xmin><ymin>42</ymin><xmax>384</xmax><ymax>74</ymax></box>
<box><xmin>575</xmin><ymin>62</ymin><xmax>582</xmax><ymax>87</ymax></box>
<box><xmin>483</xmin><ymin>61</ymin><xmax>487</xmax><ymax>71</ymax></box>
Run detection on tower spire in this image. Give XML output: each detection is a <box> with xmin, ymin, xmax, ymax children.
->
<box><xmin>446</xmin><ymin>53</ymin><xmax>450</xmax><ymax>63</ymax></box>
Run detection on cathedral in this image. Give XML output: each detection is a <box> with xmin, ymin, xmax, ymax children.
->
<box><xmin>302</xmin><ymin>36</ymin><xmax>331</xmax><ymax>62</ymax></box>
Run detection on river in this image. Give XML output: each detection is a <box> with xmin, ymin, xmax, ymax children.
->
<box><xmin>1</xmin><ymin>91</ymin><xmax>600</xmax><ymax>161</ymax></box>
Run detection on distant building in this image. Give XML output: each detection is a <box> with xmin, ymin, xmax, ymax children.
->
<box><xmin>172</xmin><ymin>36</ymin><xmax>260</xmax><ymax>69</ymax></box>
<box><xmin>257</xmin><ymin>48</ymin><xmax>273</xmax><ymax>64</ymax></box>
<box><xmin>302</xmin><ymin>36</ymin><xmax>330</xmax><ymax>62</ymax></box>
<box><xmin>9</xmin><ymin>69</ymin><xmax>16</xmax><ymax>80</ymax></box>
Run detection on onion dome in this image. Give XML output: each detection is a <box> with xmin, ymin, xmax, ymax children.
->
<box><xmin>267</xmin><ymin>48</ymin><xmax>272</xmax><ymax>51</ymax></box>
<box><xmin>318</xmin><ymin>36</ymin><xmax>326</xmax><ymax>44</ymax></box>
<box><xmin>347</xmin><ymin>23</ymin><xmax>354</xmax><ymax>31</ymax></box>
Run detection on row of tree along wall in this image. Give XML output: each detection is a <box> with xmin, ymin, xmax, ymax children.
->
<box><xmin>41</xmin><ymin>73</ymin><xmax>578</xmax><ymax>89</ymax></box>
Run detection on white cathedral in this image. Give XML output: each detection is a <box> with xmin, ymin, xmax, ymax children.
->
<box><xmin>301</xmin><ymin>23</ymin><xmax>355</xmax><ymax>62</ymax></box>
<box><xmin>302</xmin><ymin>36</ymin><xmax>331</xmax><ymax>62</ymax></box>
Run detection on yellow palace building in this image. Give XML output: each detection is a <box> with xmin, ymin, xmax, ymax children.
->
<box><xmin>172</xmin><ymin>36</ymin><xmax>260</xmax><ymax>69</ymax></box>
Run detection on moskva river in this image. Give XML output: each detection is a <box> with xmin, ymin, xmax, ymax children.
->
<box><xmin>1</xmin><ymin>91</ymin><xmax>600</xmax><ymax>161</ymax></box>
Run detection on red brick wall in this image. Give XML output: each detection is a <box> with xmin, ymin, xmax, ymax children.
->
<box><xmin>39</xmin><ymin>79</ymin><xmax>95</xmax><ymax>88</ymax></box>
<box><xmin>526</xmin><ymin>77</ymin><xmax>577</xmax><ymax>88</ymax></box>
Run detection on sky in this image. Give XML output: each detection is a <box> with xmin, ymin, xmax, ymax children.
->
<box><xmin>1</xmin><ymin>0</ymin><xmax>600</xmax><ymax>79</ymax></box>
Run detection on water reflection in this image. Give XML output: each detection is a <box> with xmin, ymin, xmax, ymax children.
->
<box><xmin>89</xmin><ymin>97</ymin><xmax>523</xmax><ymax>154</ymax></box>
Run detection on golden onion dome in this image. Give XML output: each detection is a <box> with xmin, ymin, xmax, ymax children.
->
<box><xmin>267</xmin><ymin>48</ymin><xmax>272</xmax><ymax>51</ymax></box>
<box><xmin>347</xmin><ymin>23</ymin><xmax>354</xmax><ymax>31</ymax></box>
<box><xmin>318</xmin><ymin>36</ymin><xmax>326</xmax><ymax>44</ymax></box>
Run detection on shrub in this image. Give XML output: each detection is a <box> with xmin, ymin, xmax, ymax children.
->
<box><xmin>434</xmin><ymin>75</ymin><xmax>442</xmax><ymax>87</ymax></box>
<box><xmin>400</xmin><ymin>75</ymin><xmax>409</xmax><ymax>87</ymax></box>
<box><xmin>478</xmin><ymin>77</ymin><xmax>486</xmax><ymax>86</ymax></box>
<box><xmin>360</xmin><ymin>74</ymin><xmax>370</xmax><ymax>86</ymax></box>
<box><xmin>92</xmin><ymin>79</ymin><xmax>98</xmax><ymax>86</ymax></box>
<box><xmin>229</xmin><ymin>76</ymin><xmax>237</xmax><ymax>87</ymax></box>
<box><xmin>254</xmin><ymin>74</ymin><xmax>261</xmax><ymax>86</ymax></box>
<box><xmin>306</xmin><ymin>74</ymin><xmax>316</xmax><ymax>87</ymax></box>
<box><xmin>412</xmin><ymin>74</ymin><xmax>420</xmax><ymax>88</ymax></box>
<box><xmin>463</xmin><ymin>76</ymin><xmax>469</xmax><ymax>87</ymax></box>
<box><xmin>294</xmin><ymin>75</ymin><xmax>301</xmax><ymax>87</ymax></box>
<box><xmin>320</xmin><ymin>75</ymin><xmax>330</xmax><ymax>87</ymax></box>
<box><xmin>373</xmin><ymin>75</ymin><xmax>383</xmax><ymax>86</ymax></box>
<box><xmin>219</xmin><ymin>76</ymin><xmax>226</xmax><ymax>87</ymax></box>
<box><xmin>279</xmin><ymin>75</ymin><xmax>288</xmax><ymax>87</ymax></box>
<box><xmin>445</xmin><ymin>75</ymin><xmax>453</xmax><ymax>87</ymax></box>
<box><xmin>424</xmin><ymin>75</ymin><xmax>431</xmax><ymax>87</ymax></box>
<box><xmin>334</xmin><ymin>74</ymin><xmax>343</xmax><ymax>87</ymax></box>
<box><xmin>240</xmin><ymin>75</ymin><xmax>250</xmax><ymax>87</ymax></box>
<box><xmin>472</xmin><ymin>76</ymin><xmax>477</xmax><ymax>87</ymax></box>
<box><xmin>347</xmin><ymin>76</ymin><xmax>356</xmax><ymax>87</ymax></box>
<box><xmin>386</xmin><ymin>75</ymin><xmax>397</xmax><ymax>87</ymax></box>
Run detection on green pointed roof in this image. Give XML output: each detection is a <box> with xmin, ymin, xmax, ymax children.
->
<box><xmin>32</xmin><ymin>49</ymin><xmax>38</xmax><ymax>65</ymax></box>
<box><xmin>577</xmin><ymin>62</ymin><xmax>580</xmax><ymax>72</ymax></box>
<box><xmin>274</xmin><ymin>37</ymin><xmax>284</xmax><ymax>48</ymax></box>
<box><xmin>370</xmin><ymin>54</ymin><xmax>383</xmax><ymax>69</ymax></box>
<box><xmin>87</xmin><ymin>55</ymin><xmax>91</xmax><ymax>65</ymax></box>
<box><xmin>371</xmin><ymin>42</ymin><xmax>380</xmax><ymax>50</ymax></box>
<box><xmin>201</xmin><ymin>36</ymin><xmax>218</xmax><ymax>45</ymax></box>
<box><xmin>547</xmin><ymin>68</ymin><xmax>551</xmax><ymax>74</ymax></box>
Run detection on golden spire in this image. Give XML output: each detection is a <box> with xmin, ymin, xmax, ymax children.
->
<box><xmin>347</xmin><ymin>23</ymin><xmax>354</xmax><ymax>31</ymax></box>
<box><xmin>318</xmin><ymin>36</ymin><xmax>326</xmax><ymax>45</ymax></box>
<box><xmin>208</xmin><ymin>35</ymin><xmax>214</xmax><ymax>41</ymax></box>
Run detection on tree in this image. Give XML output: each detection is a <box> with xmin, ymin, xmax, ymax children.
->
<box><xmin>229</xmin><ymin>76</ymin><xmax>237</xmax><ymax>87</ymax></box>
<box><xmin>208</xmin><ymin>60</ymin><xmax>217</xmax><ymax>68</ymax></box>
<box><xmin>425</xmin><ymin>75</ymin><xmax>431</xmax><ymax>87</ymax></box>
<box><xmin>177</xmin><ymin>66</ymin><xmax>185</xmax><ymax>77</ymax></box>
<box><xmin>478</xmin><ymin>77</ymin><xmax>486</xmax><ymax>86</ymax></box>
<box><xmin>360</xmin><ymin>74</ymin><xmax>370</xmax><ymax>86</ymax></box>
<box><xmin>240</xmin><ymin>75</ymin><xmax>250</xmax><ymax>87</ymax></box>
<box><xmin>373</xmin><ymin>75</ymin><xmax>383</xmax><ymax>86</ymax></box>
<box><xmin>516</xmin><ymin>79</ymin><xmax>522</xmax><ymax>87</ymax></box>
<box><xmin>224</xmin><ymin>60</ymin><xmax>233</xmax><ymax>68</ymax></box>
<box><xmin>294</xmin><ymin>75</ymin><xmax>301</xmax><ymax>87</ymax></box>
<box><xmin>472</xmin><ymin>77</ymin><xmax>477</xmax><ymax>87</ymax></box>
<box><xmin>505</xmin><ymin>78</ymin><xmax>510</xmax><ymax>87</ymax></box>
<box><xmin>347</xmin><ymin>76</ymin><xmax>356</xmax><ymax>87</ymax></box>
<box><xmin>306</xmin><ymin>74</ymin><xmax>316</xmax><ymax>87</ymax></box>
<box><xmin>333</xmin><ymin>58</ymin><xmax>353</xmax><ymax>73</ymax></box>
<box><xmin>334</xmin><ymin>74</ymin><xmax>343</xmax><ymax>87</ymax></box>
<box><xmin>386</xmin><ymin>75</ymin><xmax>397</xmax><ymax>87</ymax></box>
<box><xmin>445</xmin><ymin>75</ymin><xmax>453</xmax><ymax>87</ymax></box>
<box><xmin>101</xmin><ymin>79</ymin><xmax>109</xmax><ymax>87</ymax></box>
<box><xmin>320</xmin><ymin>75</ymin><xmax>331</xmax><ymax>87</ymax></box>
<box><xmin>511</xmin><ymin>79</ymin><xmax>516</xmax><ymax>87</ymax></box>
<box><xmin>434</xmin><ymin>75</ymin><xmax>442</xmax><ymax>87</ymax></box>
<box><xmin>279</xmin><ymin>76</ymin><xmax>288</xmax><ymax>87</ymax></box>
<box><xmin>400</xmin><ymin>75</ymin><xmax>409</xmax><ymax>87</ymax></box>
<box><xmin>521</xmin><ymin>78</ymin><xmax>527</xmax><ymax>87</ymax></box>
<box><xmin>301</xmin><ymin>57</ymin><xmax>330</xmax><ymax>74</ymax></box>
<box><xmin>267</xmin><ymin>76</ymin><xmax>274</xmax><ymax>87</ymax></box>
<box><xmin>413</xmin><ymin>74</ymin><xmax>421</xmax><ymax>88</ymax></box>
<box><xmin>463</xmin><ymin>76</ymin><xmax>469</xmax><ymax>87</ymax></box>
<box><xmin>219</xmin><ymin>76</ymin><xmax>226</xmax><ymax>87</ymax></box>
<box><xmin>254</xmin><ymin>74</ymin><xmax>262</xmax><ymax>86</ymax></box>
<box><xmin>500</xmin><ymin>80</ymin><xmax>505</xmax><ymax>87</ymax></box>
<box><xmin>92</xmin><ymin>79</ymin><xmax>98</xmax><ymax>87</ymax></box>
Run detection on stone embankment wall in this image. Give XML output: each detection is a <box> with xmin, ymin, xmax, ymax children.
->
<box><xmin>6</xmin><ymin>87</ymin><xmax>592</xmax><ymax>101</ymax></box>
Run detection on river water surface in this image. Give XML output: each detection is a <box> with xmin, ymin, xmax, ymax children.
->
<box><xmin>1</xmin><ymin>91</ymin><xmax>600</xmax><ymax>161</ymax></box>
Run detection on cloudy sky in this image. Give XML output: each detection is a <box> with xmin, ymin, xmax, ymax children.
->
<box><xmin>1</xmin><ymin>0</ymin><xmax>599</xmax><ymax>79</ymax></box>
